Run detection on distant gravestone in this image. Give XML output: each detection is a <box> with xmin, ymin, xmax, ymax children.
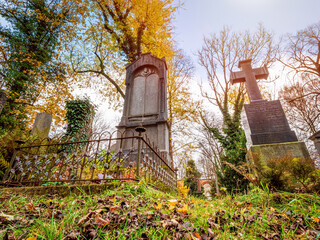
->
<box><xmin>231</xmin><ymin>59</ymin><xmax>309</xmax><ymax>162</ymax></box>
<box><xmin>31</xmin><ymin>112</ymin><xmax>52</xmax><ymax>139</ymax></box>
<box><xmin>117</xmin><ymin>53</ymin><xmax>171</xmax><ymax>166</ymax></box>
<box><xmin>0</xmin><ymin>91</ymin><xmax>7</xmax><ymax>114</ymax></box>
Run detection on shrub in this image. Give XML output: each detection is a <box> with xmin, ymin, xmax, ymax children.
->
<box><xmin>253</xmin><ymin>154</ymin><xmax>317</xmax><ymax>192</ymax></box>
<box><xmin>184</xmin><ymin>160</ymin><xmax>201</xmax><ymax>196</ymax></box>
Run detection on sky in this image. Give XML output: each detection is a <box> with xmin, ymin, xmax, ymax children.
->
<box><xmin>173</xmin><ymin>0</ymin><xmax>320</xmax><ymax>80</ymax></box>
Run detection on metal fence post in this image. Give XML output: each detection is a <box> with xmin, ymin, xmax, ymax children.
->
<box><xmin>2</xmin><ymin>149</ymin><xmax>17</xmax><ymax>183</ymax></box>
<box><xmin>2</xmin><ymin>139</ymin><xmax>25</xmax><ymax>184</ymax></box>
<box><xmin>135</xmin><ymin>125</ymin><xmax>146</xmax><ymax>179</ymax></box>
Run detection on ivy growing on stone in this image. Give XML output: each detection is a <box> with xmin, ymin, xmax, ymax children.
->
<box><xmin>65</xmin><ymin>98</ymin><xmax>95</xmax><ymax>142</ymax></box>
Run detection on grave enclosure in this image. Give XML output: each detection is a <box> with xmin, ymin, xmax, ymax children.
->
<box><xmin>1</xmin><ymin>54</ymin><xmax>176</xmax><ymax>189</ymax></box>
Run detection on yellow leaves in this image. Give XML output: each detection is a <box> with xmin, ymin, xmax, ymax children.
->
<box><xmin>169</xmin><ymin>199</ymin><xmax>178</xmax><ymax>206</ymax></box>
<box><xmin>154</xmin><ymin>202</ymin><xmax>163</xmax><ymax>210</ymax></box>
<box><xmin>177</xmin><ymin>181</ymin><xmax>190</xmax><ymax>199</ymax></box>
<box><xmin>26</xmin><ymin>237</ymin><xmax>37</xmax><ymax>240</ymax></box>
<box><xmin>177</xmin><ymin>204</ymin><xmax>188</xmax><ymax>215</ymax></box>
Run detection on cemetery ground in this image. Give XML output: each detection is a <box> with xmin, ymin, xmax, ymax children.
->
<box><xmin>0</xmin><ymin>181</ymin><xmax>320</xmax><ymax>240</ymax></box>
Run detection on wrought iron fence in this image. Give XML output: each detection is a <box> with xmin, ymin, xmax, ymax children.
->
<box><xmin>1</xmin><ymin>130</ymin><xmax>177</xmax><ymax>188</ymax></box>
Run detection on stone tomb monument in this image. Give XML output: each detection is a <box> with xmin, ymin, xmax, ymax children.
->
<box><xmin>0</xmin><ymin>91</ymin><xmax>7</xmax><ymax>114</ymax></box>
<box><xmin>309</xmin><ymin>131</ymin><xmax>320</xmax><ymax>155</ymax></box>
<box><xmin>231</xmin><ymin>59</ymin><xmax>309</xmax><ymax>162</ymax></box>
<box><xmin>31</xmin><ymin>112</ymin><xmax>53</xmax><ymax>139</ymax></box>
<box><xmin>117</xmin><ymin>53</ymin><xmax>171</xmax><ymax>166</ymax></box>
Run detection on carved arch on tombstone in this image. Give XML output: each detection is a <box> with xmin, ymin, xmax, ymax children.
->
<box><xmin>127</xmin><ymin>65</ymin><xmax>161</xmax><ymax>122</ymax></box>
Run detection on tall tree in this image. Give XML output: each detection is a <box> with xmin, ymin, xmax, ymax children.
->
<box><xmin>68</xmin><ymin>0</ymin><xmax>199</xmax><ymax>162</ymax></box>
<box><xmin>0</xmin><ymin>0</ymin><xmax>69</xmax><ymax>134</ymax></box>
<box><xmin>70</xmin><ymin>0</ymin><xmax>180</xmax><ymax>99</ymax></box>
<box><xmin>279</xmin><ymin>22</ymin><xmax>320</xmax><ymax>141</ymax></box>
<box><xmin>197</xmin><ymin>25</ymin><xmax>279</xmax><ymax>191</ymax></box>
<box><xmin>184</xmin><ymin>159</ymin><xmax>201</xmax><ymax>195</ymax></box>
<box><xmin>167</xmin><ymin>51</ymin><xmax>199</xmax><ymax>160</ymax></box>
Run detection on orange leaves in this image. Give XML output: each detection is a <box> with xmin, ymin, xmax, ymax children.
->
<box><xmin>176</xmin><ymin>204</ymin><xmax>188</xmax><ymax>215</ymax></box>
<box><xmin>154</xmin><ymin>202</ymin><xmax>163</xmax><ymax>210</ymax></box>
<box><xmin>110</xmin><ymin>205</ymin><xmax>121</xmax><ymax>212</ymax></box>
<box><xmin>26</xmin><ymin>237</ymin><xmax>37</xmax><ymax>240</ymax></box>
<box><xmin>95</xmin><ymin>216</ymin><xmax>111</xmax><ymax>227</ymax></box>
<box><xmin>25</xmin><ymin>203</ymin><xmax>35</xmax><ymax>212</ymax></box>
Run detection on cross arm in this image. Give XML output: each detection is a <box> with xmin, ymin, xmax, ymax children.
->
<box><xmin>230</xmin><ymin>71</ymin><xmax>246</xmax><ymax>84</ymax></box>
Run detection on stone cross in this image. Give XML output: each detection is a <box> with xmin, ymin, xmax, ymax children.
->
<box><xmin>230</xmin><ymin>59</ymin><xmax>269</xmax><ymax>102</ymax></box>
<box><xmin>0</xmin><ymin>91</ymin><xmax>7</xmax><ymax>114</ymax></box>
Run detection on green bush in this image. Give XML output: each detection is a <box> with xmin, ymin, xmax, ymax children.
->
<box><xmin>255</xmin><ymin>154</ymin><xmax>317</xmax><ymax>193</ymax></box>
<box><xmin>184</xmin><ymin>160</ymin><xmax>201</xmax><ymax>196</ymax></box>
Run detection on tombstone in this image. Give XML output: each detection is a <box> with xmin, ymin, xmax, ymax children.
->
<box><xmin>117</xmin><ymin>53</ymin><xmax>172</xmax><ymax>166</ymax></box>
<box><xmin>31</xmin><ymin>112</ymin><xmax>52</xmax><ymax>139</ymax></box>
<box><xmin>0</xmin><ymin>91</ymin><xmax>7</xmax><ymax>114</ymax></box>
<box><xmin>309</xmin><ymin>131</ymin><xmax>320</xmax><ymax>155</ymax></box>
<box><xmin>231</xmin><ymin>59</ymin><xmax>309</xmax><ymax>162</ymax></box>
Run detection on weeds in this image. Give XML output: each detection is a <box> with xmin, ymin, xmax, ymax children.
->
<box><xmin>0</xmin><ymin>182</ymin><xmax>319</xmax><ymax>239</ymax></box>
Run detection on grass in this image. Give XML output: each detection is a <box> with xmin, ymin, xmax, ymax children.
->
<box><xmin>0</xmin><ymin>181</ymin><xmax>320</xmax><ymax>239</ymax></box>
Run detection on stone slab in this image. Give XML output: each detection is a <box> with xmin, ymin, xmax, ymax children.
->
<box><xmin>31</xmin><ymin>112</ymin><xmax>52</xmax><ymax>139</ymax></box>
<box><xmin>242</xmin><ymin>100</ymin><xmax>298</xmax><ymax>146</ymax></box>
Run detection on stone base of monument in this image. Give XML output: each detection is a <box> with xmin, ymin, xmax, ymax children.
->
<box><xmin>116</xmin><ymin>122</ymin><xmax>171</xmax><ymax>166</ymax></box>
<box><xmin>246</xmin><ymin>141</ymin><xmax>310</xmax><ymax>166</ymax></box>
<box><xmin>242</xmin><ymin>100</ymin><xmax>298</xmax><ymax>148</ymax></box>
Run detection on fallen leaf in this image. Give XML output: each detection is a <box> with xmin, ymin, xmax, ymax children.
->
<box><xmin>95</xmin><ymin>217</ymin><xmax>111</xmax><ymax>228</ymax></box>
<box><xmin>26</xmin><ymin>237</ymin><xmax>37</xmax><ymax>240</ymax></box>
<box><xmin>0</xmin><ymin>212</ymin><xmax>14</xmax><ymax>221</ymax></box>
<box><xmin>110</xmin><ymin>205</ymin><xmax>120</xmax><ymax>212</ymax></box>
<box><xmin>168</xmin><ymin>199</ymin><xmax>178</xmax><ymax>206</ymax></box>
<box><xmin>155</xmin><ymin>203</ymin><xmax>163</xmax><ymax>210</ymax></box>
<box><xmin>25</xmin><ymin>203</ymin><xmax>34</xmax><ymax>212</ymax></box>
<box><xmin>78</xmin><ymin>210</ymin><xmax>103</xmax><ymax>225</ymax></box>
<box><xmin>177</xmin><ymin>205</ymin><xmax>188</xmax><ymax>215</ymax></box>
<box><xmin>193</xmin><ymin>232</ymin><xmax>201</xmax><ymax>239</ymax></box>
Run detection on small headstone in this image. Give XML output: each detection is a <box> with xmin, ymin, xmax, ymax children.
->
<box><xmin>0</xmin><ymin>91</ymin><xmax>7</xmax><ymax>114</ymax></box>
<box><xmin>31</xmin><ymin>112</ymin><xmax>52</xmax><ymax>139</ymax></box>
<box><xmin>309</xmin><ymin>131</ymin><xmax>320</xmax><ymax>155</ymax></box>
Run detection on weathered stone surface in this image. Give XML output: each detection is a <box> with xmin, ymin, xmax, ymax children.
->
<box><xmin>242</xmin><ymin>100</ymin><xmax>298</xmax><ymax>147</ymax></box>
<box><xmin>309</xmin><ymin>130</ymin><xmax>320</xmax><ymax>155</ymax></box>
<box><xmin>31</xmin><ymin>112</ymin><xmax>52</xmax><ymax>139</ymax></box>
<box><xmin>0</xmin><ymin>91</ymin><xmax>7</xmax><ymax>114</ymax></box>
<box><xmin>117</xmin><ymin>53</ymin><xmax>171</xmax><ymax>166</ymax></box>
<box><xmin>247</xmin><ymin>142</ymin><xmax>310</xmax><ymax>166</ymax></box>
